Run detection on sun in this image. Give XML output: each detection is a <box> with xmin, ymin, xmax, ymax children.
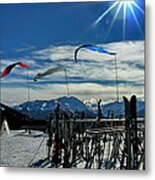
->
<box><xmin>119</xmin><ymin>0</ymin><xmax>135</xmax><ymax>6</ymax></box>
<box><xmin>93</xmin><ymin>0</ymin><xmax>144</xmax><ymax>41</ymax></box>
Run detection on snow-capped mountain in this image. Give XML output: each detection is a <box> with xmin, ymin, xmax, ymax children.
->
<box><xmin>102</xmin><ymin>101</ymin><xmax>144</xmax><ymax>118</ymax></box>
<box><xmin>84</xmin><ymin>100</ymin><xmax>145</xmax><ymax>118</ymax></box>
<box><xmin>14</xmin><ymin>96</ymin><xmax>145</xmax><ymax>120</ymax></box>
<box><xmin>14</xmin><ymin>96</ymin><xmax>95</xmax><ymax>120</ymax></box>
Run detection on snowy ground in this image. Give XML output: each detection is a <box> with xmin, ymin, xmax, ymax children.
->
<box><xmin>0</xmin><ymin>130</ymin><xmax>112</xmax><ymax>169</ymax></box>
<box><xmin>0</xmin><ymin>130</ymin><xmax>48</xmax><ymax>168</ymax></box>
<box><xmin>0</xmin><ymin>129</ymin><xmax>144</xmax><ymax>169</ymax></box>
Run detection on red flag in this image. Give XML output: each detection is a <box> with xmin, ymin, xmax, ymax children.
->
<box><xmin>0</xmin><ymin>62</ymin><xmax>29</xmax><ymax>78</ymax></box>
<box><xmin>17</xmin><ymin>62</ymin><xmax>29</xmax><ymax>68</ymax></box>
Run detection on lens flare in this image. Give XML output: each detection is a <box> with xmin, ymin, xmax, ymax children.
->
<box><xmin>105</xmin><ymin>3</ymin><xmax>123</xmax><ymax>41</ymax></box>
<box><xmin>93</xmin><ymin>1</ymin><xmax>118</xmax><ymax>26</ymax></box>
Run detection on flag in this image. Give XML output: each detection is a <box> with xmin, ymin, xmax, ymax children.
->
<box><xmin>0</xmin><ymin>62</ymin><xmax>29</xmax><ymax>78</ymax></box>
<box><xmin>74</xmin><ymin>44</ymin><xmax>116</xmax><ymax>63</ymax></box>
<box><xmin>34</xmin><ymin>67</ymin><xmax>64</xmax><ymax>81</ymax></box>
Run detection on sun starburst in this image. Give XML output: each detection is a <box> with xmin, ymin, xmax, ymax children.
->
<box><xmin>93</xmin><ymin>0</ymin><xmax>144</xmax><ymax>41</ymax></box>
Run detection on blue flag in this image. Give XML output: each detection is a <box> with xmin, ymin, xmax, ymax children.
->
<box><xmin>74</xmin><ymin>44</ymin><xmax>116</xmax><ymax>63</ymax></box>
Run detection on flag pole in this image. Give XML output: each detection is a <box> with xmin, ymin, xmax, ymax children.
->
<box><xmin>114</xmin><ymin>54</ymin><xmax>119</xmax><ymax>102</ymax></box>
<box><xmin>0</xmin><ymin>58</ymin><xmax>1</xmax><ymax>99</ymax></box>
<box><xmin>64</xmin><ymin>68</ymin><xmax>70</xmax><ymax>97</ymax></box>
<box><xmin>26</xmin><ymin>68</ymin><xmax>31</xmax><ymax>118</ymax></box>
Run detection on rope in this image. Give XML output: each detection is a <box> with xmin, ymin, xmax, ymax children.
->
<box><xmin>27</xmin><ymin>136</ymin><xmax>46</xmax><ymax>167</ymax></box>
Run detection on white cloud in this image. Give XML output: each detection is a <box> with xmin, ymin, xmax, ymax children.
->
<box><xmin>32</xmin><ymin>41</ymin><xmax>144</xmax><ymax>83</ymax></box>
<box><xmin>1</xmin><ymin>82</ymin><xmax>144</xmax><ymax>106</ymax></box>
<box><xmin>14</xmin><ymin>44</ymin><xmax>35</xmax><ymax>53</ymax></box>
<box><xmin>0</xmin><ymin>40</ymin><xmax>145</xmax><ymax>105</ymax></box>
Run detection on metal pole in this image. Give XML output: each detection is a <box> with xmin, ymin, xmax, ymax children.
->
<box><xmin>26</xmin><ymin>68</ymin><xmax>31</xmax><ymax>124</ymax></box>
<box><xmin>0</xmin><ymin>58</ymin><xmax>1</xmax><ymax>104</ymax></box>
<box><xmin>114</xmin><ymin>55</ymin><xmax>119</xmax><ymax>102</ymax></box>
<box><xmin>64</xmin><ymin>69</ymin><xmax>70</xmax><ymax>97</ymax></box>
<box><xmin>26</xmin><ymin>69</ymin><xmax>31</xmax><ymax>103</ymax></box>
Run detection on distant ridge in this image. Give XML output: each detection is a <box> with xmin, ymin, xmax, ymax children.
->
<box><xmin>14</xmin><ymin>96</ymin><xmax>145</xmax><ymax>120</ymax></box>
<box><xmin>14</xmin><ymin>96</ymin><xmax>95</xmax><ymax>120</ymax></box>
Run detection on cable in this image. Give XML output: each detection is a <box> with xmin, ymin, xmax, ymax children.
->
<box><xmin>27</xmin><ymin>136</ymin><xmax>45</xmax><ymax>167</ymax></box>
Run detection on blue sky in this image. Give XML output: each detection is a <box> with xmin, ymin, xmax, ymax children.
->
<box><xmin>0</xmin><ymin>0</ymin><xmax>145</xmax><ymax>105</ymax></box>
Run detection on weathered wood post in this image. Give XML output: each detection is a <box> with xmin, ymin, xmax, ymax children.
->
<box><xmin>63</xmin><ymin>110</ymin><xmax>70</xmax><ymax>168</ymax></box>
<box><xmin>47</xmin><ymin>116</ymin><xmax>53</xmax><ymax>160</ymax></box>
<box><xmin>130</xmin><ymin>95</ymin><xmax>138</xmax><ymax>169</ymax></box>
<box><xmin>71</xmin><ymin>118</ymin><xmax>77</xmax><ymax>167</ymax></box>
<box><xmin>123</xmin><ymin>95</ymin><xmax>138</xmax><ymax>169</ymax></box>
<box><xmin>123</xmin><ymin>96</ymin><xmax>132</xmax><ymax>169</ymax></box>
<box><xmin>52</xmin><ymin>101</ymin><xmax>61</xmax><ymax>167</ymax></box>
<box><xmin>97</xmin><ymin>99</ymin><xmax>102</xmax><ymax>121</ymax></box>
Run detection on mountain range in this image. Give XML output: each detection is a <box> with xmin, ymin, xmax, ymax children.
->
<box><xmin>14</xmin><ymin>96</ymin><xmax>145</xmax><ymax>120</ymax></box>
